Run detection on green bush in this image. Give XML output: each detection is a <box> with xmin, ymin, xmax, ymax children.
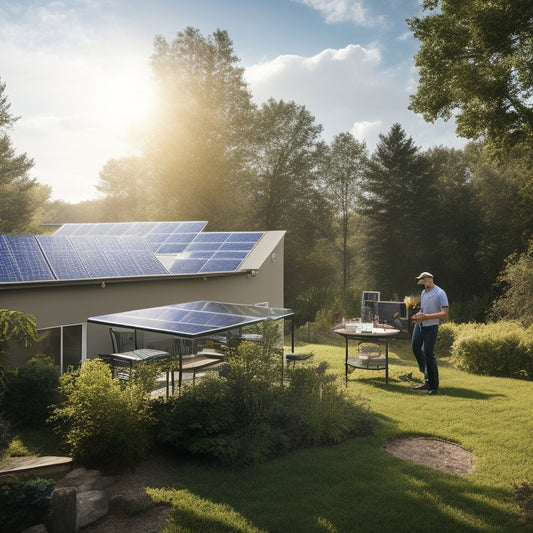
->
<box><xmin>3</xmin><ymin>354</ymin><xmax>60</xmax><ymax>427</ymax></box>
<box><xmin>450</xmin><ymin>321</ymin><xmax>533</xmax><ymax>379</ymax></box>
<box><xmin>0</xmin><ymin>413</ymin><xmax>12</xmax><ymax>459</ymax></box>
<box><xmin>154</xmin><ymin>326</ymin><xmax>376</xmax><ymax>466</ymax></box>
<box><xmin>0</xmin><ymin>477</ymin><xmax>55</xmax><ymax>532</ymax></box>
<box><xmin>50</xmin><ymin>359</ymin><xmax>154</xmax><ymax>471</ymax></box>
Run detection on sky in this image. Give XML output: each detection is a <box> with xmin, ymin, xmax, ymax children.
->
<box><xmin>0</xmin><ymin>0</ymin><xmax>466</xmax><ymax>203</ymax></box>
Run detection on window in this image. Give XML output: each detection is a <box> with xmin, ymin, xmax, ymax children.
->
<box><xmin>38</xmin><ymin>323</ymin><xmax>86</xmax><ymax>373</ymax></box>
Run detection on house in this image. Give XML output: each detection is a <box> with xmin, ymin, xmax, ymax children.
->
<box><xmin>0</xmin><ymin>222</ymin><xmax>286</xmax><ymax>371</ymax></box>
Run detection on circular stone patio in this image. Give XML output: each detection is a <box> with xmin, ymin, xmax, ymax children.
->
<box><xmin>382</xmin><ymin>437</ymin><xmax>475</xmax><ymax>476</ymax></box>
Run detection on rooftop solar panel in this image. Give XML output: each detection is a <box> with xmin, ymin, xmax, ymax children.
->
<box><xmin>88</xmin><ymin>300</ymin><xmax>294</xmax><ymax>338</ymax></box>
<box><xmin>0</xmin><ymin>236</ymin><xmax>55</xmax><ymax>282</ymax></box>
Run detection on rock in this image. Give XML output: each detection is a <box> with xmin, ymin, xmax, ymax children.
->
<box><xmin>47</xmin><ymin>486</ymin><xmax>77</xmax><ymax>533</ymax></box>
<box><xmin>21</xmin><ymin>525</ymin><xmax>48</xmax><ymax>533</ymax></box>
<box><xmin>77</xmin><ymin>490</ymin><xmax>109</xmax><ymax>529</ymax></box>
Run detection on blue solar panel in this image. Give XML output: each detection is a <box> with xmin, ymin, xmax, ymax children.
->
<box><xmin>200</xmin><ymin>259</ymin><xmax>243</xmax><ymax>272</ymax></box>
<box><xmin>193</xmin><ymin>232</ymin><xmax>231</xmax><ymax>243</ymax></box>
<box><xmin>88</xmin><ymin>301</ymin><xmax>294</xmax><ymax>338</ymax></box>
<box><xmin>154</xmin><ymin>243</ymin><xmax>188</xmax><ymax>254</ymax></box>
<box><xmin>168</xmin><ymin>259</ymin><xmax>208</xmax><ymax>274</ymax></box>
<box><xmin>219</xmin><ymin>241</ymin><xmax>255</xmax><ymax>251</ymax></box>
<box><xmin>37</xmin><ymin>236</ymin><xmax>90</xmax><ymax>280</ymax></box>
<box><xmin>227</xmin><ymin>232</ymin><xmax>263</xmax><ymax>242</ymax></box>
<box><xmin>0</xmin><ymin>236</ymin><xmax>54</xmax><ymax>282</ymax></box>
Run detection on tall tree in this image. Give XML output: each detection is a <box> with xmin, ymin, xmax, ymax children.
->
<box><xmin>408</xmin><ymin>0</ymin><xmax>533</xmax><ymax>151</ymax></box>
<box><xmin>245</xmin><ymin>99</ymin><xmax>334</xmax><ymax>309</ymax></box>
<box><xmin>321</xmin><ymin>132</ymin><xmax>368</xmax><ymax>311</ymax></box>
<box><xmin>359</xmin><ymin>123</ymin><xmax>437</xmax><ymax>298</ymax></box>
<box><xmin>0</xmin><ymin>78</ymin><xmax>50</xmax><ymax>233</ymax></box>
<box><xmin>146</xmin><ymin>27</ymin><xmax>255</xmax><ymax>228</ymax></box>
<box><xmin>96</xmin><ymin>156</ymin><xmax>153</xmax><ymax>221</ymax></box>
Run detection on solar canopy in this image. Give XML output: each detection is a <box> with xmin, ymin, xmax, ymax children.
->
<box><xmin>88</xmin><ymin>300</ymin><xmax>294</xmax><ymax>338</ymax></box>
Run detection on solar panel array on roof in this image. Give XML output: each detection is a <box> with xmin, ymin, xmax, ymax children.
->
<box><xmin>0</xmin><ymin>222</ymin><xmax>264</xmax><ymax>284</ymax></box>
<box><xmin>88</xmin><ymin>300</ymin><xmax>294</xmax><ymax>338</ymax></box>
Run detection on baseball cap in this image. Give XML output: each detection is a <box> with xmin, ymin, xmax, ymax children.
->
<box><xmin>416</xmin><ymin>271</ymin><xmax>433</xmax><ymax>284</ymax></box>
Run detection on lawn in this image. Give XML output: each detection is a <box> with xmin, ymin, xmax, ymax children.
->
<box><xmin>144</xmin><ymin>338</ymin><xmax>532</xmax><ymax>532</ymax></box>
<box><xmin>8</xmin><ymin>337</ymin><xmax>533</xmax><ymax>532</ymax></box>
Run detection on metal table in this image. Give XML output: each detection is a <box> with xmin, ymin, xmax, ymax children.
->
<box><xmin>333</xmin><ymin>326</ymin><xmax>401</xmax><ymax>385</ymax></box>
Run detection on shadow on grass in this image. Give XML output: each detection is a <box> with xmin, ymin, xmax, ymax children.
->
<box><xmin>348</xmin><ymin>376</ymin><xmax>506</xmax><ymax>400</ymax></box>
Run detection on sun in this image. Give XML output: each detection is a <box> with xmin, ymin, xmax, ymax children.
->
<box><xmin>97</xmin><ymin>68</ymin><xmax>155</xmax><ymax>133</ymax></box>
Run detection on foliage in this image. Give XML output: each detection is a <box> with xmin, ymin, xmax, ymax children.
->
<box><xmin>449</xmin><ymin>321</ymin><xmax>533</xmax><ymax>379</ymax></box>
<box><xmin>246</xmin><ymin>98</ymin><xmax>335</xmax><ymax>309</ymax></box>
<box><xmin>0</xmin><ymin>309</ymin><xmax>39</xmax><ymax>404</ymax></box>
<box><xmin>50</xmin><ymin>359</ymin><xmax>154</xmax><ymax>471</ymax></box>
<box><xmin>3</xmin><ymin>354</ymin><xmax>60</xmax><ymax>428</ymax></box>
<box><xmin>154</xmin><ymin>323</ymin><xmax>374</xmax><ymax>466</ymax></box>
<box><xmin>321</xmin><ymin>132</ymin><xmax>368</xmax><ymax>309</ymax></box>
<box><xmin>0</xmin><ymin>413</ymin><xmax>12</xmax><ymax>459</ymax></box>
<box><xmin>358</xmin><ymin>123</ymin><xmax>437</xmax><ymax>298</ymax></box>
<box><xmin>408</xmin><ymin>0</ymin><xmax>533</xmax><ymax>151</ymax></box>
<box><xmin>490</xmin><ymin>240</ymin><xmax>533</xmax><ymax>326</ymax></box>
<box><xmin>0</xmin><ymin>477</ymin><xmax>55</xmax><ymax>532</ymax></box>
<box><xmin>145</xmin><ymin>27</ymin><xmax>255</xmax><ymax>225</ymax></box>
<box><xmin>0</xmin><ymin>78</ymin><xmax>51</xmax><ymax>233</ymax></box>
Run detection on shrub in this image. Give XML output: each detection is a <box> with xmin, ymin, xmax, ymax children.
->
<box><xmin>0</xmin><ymin>477</ymin><xmax>55</xmax><ymax>532</ymax></box>
<box><xmin>3</xmin><ymin>354</ymin><xmax>60</xmax><ymax>427</ymax></box>
<box><xmin>155</xmin><ymin>326</ymin><xmax>376</xmax><ymax>466</ymax></box>
<box><xmin>450</xmin><ymin>321</ymin><xmax>533</xmax><ymax>379</ymax></box>
<box><xmin>50</xmin><ymin>359</ymin><xmax>154</xmax><ymax>471</ymax></box>
<box><xmin>0</xmin><ymin>413</ymin><xmax>12</xmax><ymax>460</ymax></box>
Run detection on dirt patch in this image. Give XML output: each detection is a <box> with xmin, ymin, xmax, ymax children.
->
<box><xmin>383</xmin><ymin>437</ymin><xmax>475</xmax><ymax>476</ymax></box>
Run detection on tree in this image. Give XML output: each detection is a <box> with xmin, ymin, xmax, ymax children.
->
<box><xmin>408</xmin><ymin>0</ymin><xmax>533</xmax><ymax>150</ymax></box>
<box><xmin>0</xmin><ymin>79</ymin><xmax>50</xmax><ymax>233</ymax></box>
<box><xmin>321</xmin><ymin>132</ymin><xmax>368</xmax><ymax>311</ymax></box>
<box><xmin>244</xmin><ymin>99</ymin><xmax>334</xmax><ymax>310</ymax></box>
<box><xmin>490</xmin><ymin>239</ymin><xmax>533</xmax><ymax>327</ymax></box>
<box><xmin>96</xmin><ymin>156</ymin><xmax>153</xmax><ymax>221</ymax></box>
<box><xmin>359</xmin><ymin>123</ymin><xmax>437</xmax><ymax>298</ymax></box>
<box><xmin>145</xmin><ymin>27</ymin><xmax>255</xmax><ymax>228</ymax></box>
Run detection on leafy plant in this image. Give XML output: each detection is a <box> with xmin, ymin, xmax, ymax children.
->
<box><xmin>0</xmin><ymin>309</ymin><xmax>39</xmax><ymax>402</ymax></box>
<box><xmin>3</xmin><ymin>354</ymin><xmax>60</xmax><ymax>427</ymax></box>
<box><xmin>50</xmin><ymin>359</ymin><xmax>154</xmax><ymax>471</ymax></box>
<box><xmin>0</xmin><ymin>478</ymin><xmax>55</xmax><ymax>532</ymax></box>
<box><xmin>450</xmin><ymin>321</ymin><xmax>533</xmax><ymax>379</ymax></box>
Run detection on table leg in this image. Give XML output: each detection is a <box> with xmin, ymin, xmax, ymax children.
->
<box><xmin>385</xmin><ymin>339</ymin><xmax>389</xmax><ymax>385</ymax></box>
<box><xmin>345</xmin><ymin>337</ymin><xmax>349</xmax><ymax>386</ymax></box>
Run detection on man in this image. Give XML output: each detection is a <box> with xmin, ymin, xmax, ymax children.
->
<box><xmin>411</xmin><ymin>272</ymin><xmax>449</xmax><ymax>395</ymax></box>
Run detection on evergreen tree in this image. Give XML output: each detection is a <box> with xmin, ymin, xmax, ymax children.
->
<box><xmin>359</xmin><ymin>123</ymin><xmax>437</xmax><ymax>298</ymax></box>
<box><xmin>0</xmin><ymin>79</ymin><xmax>50</xmax><ymax>233</ymax></box>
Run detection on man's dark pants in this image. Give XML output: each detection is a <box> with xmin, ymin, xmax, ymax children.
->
<box><xmin>411</xmin><ymin>323</ymin><xmax>439</xmax><ymax>391</ymax></box>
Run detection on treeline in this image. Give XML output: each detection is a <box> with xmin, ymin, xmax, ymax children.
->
<box><xmin>2</xmin><ymin>27</ymin><xmax>532</xmax><ymax>324</ymax></box>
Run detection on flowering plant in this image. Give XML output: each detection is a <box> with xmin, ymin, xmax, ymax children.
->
<box><xmin>404</xmin><ymin>295</ymin><xmax>420</xmax><ymax>315</ymax></box>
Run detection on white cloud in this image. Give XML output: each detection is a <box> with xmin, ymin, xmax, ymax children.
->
<box><xmin>245</xmin><ymin>43</ymin><xmax>464</xmax><ymax>152</ymax></box>
<box><xmin>292</xmin><ymin>0</ymin><xmax>384</xmax><ymax>27</ymax></box>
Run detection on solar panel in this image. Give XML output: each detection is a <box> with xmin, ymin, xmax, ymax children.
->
<box><xmin>88</xmin><ymin>300</ymin><xmax>294</xmax><ymax>338</ymax></box>
<box><xmin>37</xmin><ymin>236</ymin><xmax>90</xmax><ymax>280</ymax></box>
<box><xmin>0</xmin><ymin>235</ymin><xmax>55</xmax><ymax>282</ymax></box>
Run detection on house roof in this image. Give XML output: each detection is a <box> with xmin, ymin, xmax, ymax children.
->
<box><xmin>0</xmin><ymin>222</ymin><xmax>273</xmax><ymax>287</ymax></box>
<box><xmin>88</xmin><ymin>300</ymin><xmax>294</xmax><ymax>338</ymax></box>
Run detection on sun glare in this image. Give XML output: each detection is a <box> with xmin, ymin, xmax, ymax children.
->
<box><xmin>97</xmin><ymin>70</ymin><xmax>155</xmax><ymax>133</ymax></box>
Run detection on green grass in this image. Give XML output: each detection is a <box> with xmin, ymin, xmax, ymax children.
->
<box><xmin>146</xmin><ymin>339</ymin><xmax>533</xmax><ymax>532</ymax></box>
<box><xmin>8</xmin><ymin>339</ymin><xmax>533</xmax><ymax>532</ymax></box>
